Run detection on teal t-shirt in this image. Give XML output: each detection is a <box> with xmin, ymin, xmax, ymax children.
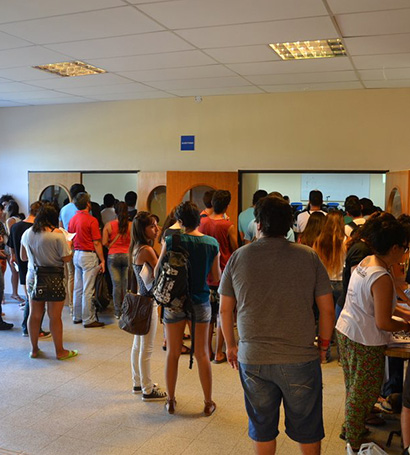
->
<box><xmin>165</xmin><ymin>233</ymin><xmax>219</xmax><ymax>304</ymax></box>
<box><xmin>238</xmin><ymin>207</ymin><xmax>254</xmax><ymax>234</ymax></box>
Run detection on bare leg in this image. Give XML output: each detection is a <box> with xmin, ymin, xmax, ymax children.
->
<box><xmin>253</xmin><ymin>440</ymin><xmax>276</xmax><ymax>454</ymax></box>
<box><xmin>28</xmin><ymin>300</ymin><xmax>45</xmax><ymax>356</ymax></box>
<box><xmin>208</xmin><ymin>322</ymin><xmax>214</xmax><ymax>360</ymax></box>
<box><xmin>165</xmin><ymin>320</ymin><xmax>186</xmax><ymax>399</ymax></box>
<box><xmin>47</xmin><ymin>300</ymin><xmax>69</xmax><ymax>358</ymax></box>
<box><xmin>9</xmin><ymin>260</ymin><xmax>21</xmax><ymax>300</ymax></box>
<box><xmin>300</xmin><ymin>442</ymin><xmax>321</xmax><ymax>455</ymax></box>
<box><xmin>214</xmin><ymin>323</ymin><xmax>225</xmax><ymax>362</ymax></box>
<box><xmin>402</xmin><ymin>406</ymin><xmax>410</xmax><ymax>448</ymax></box>
<box><xmin>194</xmin><ymin>322</ymin><xmax>212</xmax><ymax>402</ymax></box>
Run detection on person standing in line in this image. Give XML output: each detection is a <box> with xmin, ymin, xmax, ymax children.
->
<box><xmin>125</xmin><ymin>191</ymin><xmax>138</xmax><ymax>221</ymax></box>
<box><xmin>20</xmin><ymin>203</ymin><xmax>77</xmax><ymax>360</ymax></box>
<box><xmin>129</xmin><ymin>212</ymin><xmax>167</xmax><ymax>401</ymax></box>
<box><xmin>219</xmin><ymin>195</ymin><xmax>334</xmax><ymax>455</ymax></box>
<box><xmin>102</xmin><ymin>202</ymin><xmax>131</xmax><ymax>319</ymax></box>
<box><xmin>101</xmin><ymin>193</ymin><xmax>117</xmax><ymax>226</ymax></box>
<box><xmin>238</xmin><ymin>190</ymin><xmax>267</xmax><ymax>243</ymax></box>
<box><xmin>8</xmin><ymin>201</ymin><xmax>50</xmax><ymax>337</ymax></box>
<box><xmin>59</xmin><ymin>183</ymin><xmax>85</xmax><ymax>314</ymax></box>
<box><xmin>0</xmin><ymin>235</ymin><xmax>13</xmax><ymax>330</ymax></box>
<box><xmin>157</xmin><ymin>201</ymin><xmax>220</xmax><ymax>416</ymax></box>
<box><xmin>199</xmin><ymin>190</ymin><xmax>215</xmax><ymax>218</ymax></box>
<box><xmin>199</xmin><ymin>190</ymin><xmax>237</xmax><ymax>363</ymax></box>
<box><xmin>294</xmin><ymin>190</ymin><xmax>327</xmax><ymax>237</ymax></box>
<box><xmin>68</xmin><ymin>192</ymin><xmax>105</xmax><ymax>328</ymax></box>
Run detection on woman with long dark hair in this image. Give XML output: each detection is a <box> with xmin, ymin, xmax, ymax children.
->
<box><xmin>20</xmin><ymin>203</ymin><xmax>77</xmax><ymax>360</ymax></box>
<box><xmin>102</xmin><ymin>201</ymin><xmax>131</xmax><ymax>319</ymax></box>
<box><xmin>298</xmin><ymin>211</ymin><xmax>326</xmax><ymax>247</ymax></box>
<box><xmin>129</xmin><ymin>211</ymin><xmax>167</xmax><ymax>401</ymax></box>
<box><xmin>336</xmin><ymin>216</ymin><xmax>410</xmax><ymax>451</ymax></box>
<box><xmin>156</xmin><ymin>201</ymin><xmax>220</xmax><ymax>415</ymax></box>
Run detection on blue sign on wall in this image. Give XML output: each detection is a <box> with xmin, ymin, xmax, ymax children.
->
<box><xmin>181</xmin><ymin>135</ymin><xmax>195</xmax><ymax>151</ymax></box>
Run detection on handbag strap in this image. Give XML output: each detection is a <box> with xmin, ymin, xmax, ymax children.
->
<box><xmin>108</xmin><ymin>233</ymin><xmax>121</xmax><ymax>250</ymax></box>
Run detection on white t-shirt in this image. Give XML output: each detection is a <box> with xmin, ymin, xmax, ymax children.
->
<box><xmin>344</xmin><ymin>217</ymin><xmax>366</xmax><ymax>237</ymax></box>
<box><xmin>294</xmin><ymin>210</ymin><xmax>327</xmax><ymax>233</ymax></box>
<box><xmin>336</xmin><ymin>264</ymin><xmax>395</xmax><ymax>346</ymax></box>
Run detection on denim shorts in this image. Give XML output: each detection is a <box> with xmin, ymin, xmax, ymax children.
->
<box><xmin>239</xmin><ymin>359</ymin><xmax>324</xmax><ymax>444</ymax></box>
<box><xmin>163</xmin><ymin>301</ymin><xmax>211</xmax><ymax>324</ymax></box>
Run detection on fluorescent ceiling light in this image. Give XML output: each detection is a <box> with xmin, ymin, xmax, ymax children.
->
<box><xmin>269</xmin><ymin>39</ymin><xmax>346</xmax><ymax>60</ymax></box>
<box><xmin>33</xmin><ymin>61</ymin><xmax>107</xmax><ymax>77</ymax></box>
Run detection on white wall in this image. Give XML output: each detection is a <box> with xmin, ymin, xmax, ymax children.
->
<box><xmin>1</xmin><ymin>88</ymin><xmax>409</xmax><ymax>215</ymax></box>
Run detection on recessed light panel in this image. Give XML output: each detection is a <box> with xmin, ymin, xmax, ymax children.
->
<box><xmin>269</xmin><ymin>39</ymin><xmax>346</xmax><ymax>60</ymax></box>
<box><xmin>33</xmin><ymin>61</ymin><xmax>107</xmax><ymax>77</ymax></box>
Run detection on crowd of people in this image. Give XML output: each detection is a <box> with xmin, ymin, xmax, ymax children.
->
<box><xmin>2</xmin><ymin>185</ymin><xmax>410</xmax><ymax>454</ymax></box>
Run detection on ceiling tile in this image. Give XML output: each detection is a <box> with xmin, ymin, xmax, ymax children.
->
<box><xmin>0</xmin><ymin>31</ymin><xmax>33</xmax><ymax>51</ymax></box>
<box><xmin>327</xmin><ymin>0</ymin><xmax>410</xmax><ymax>14</ymax></box>
<box><xmin>247</xmin><ymin>70</ymin><xmax>358</xmax><ymax>85</ymax></box>
<box><xmin>0</xmin><ymin>66</ymin><xmax>56</xmax><ymax>82</ymax></box>
<box><xmin>0</xmin><ymin>7</ymin><xmax>163</xmax><ymax>44</ymax></box>
<box><xmin>352</xmin><ymin>53</ymin><xmax>410</xmax><ymax>70</ymax></box>
<box><xmin>262</xmin><ymin>81</ymin><xmax>363</xmax><ymax>92</ymax></box>
<box><xmin>0</xmin><ymin>100</ymin><xmax>28</xmax><ymax>107</ymax></box>
<box><xmin>359</xmin><ymin>68</ymin><xmax>410</xmax><ymax>80</ymax></box>
<box><xmin>89</xmin><ymin>50</ymin><xmax>216</xmax><ymax>72</ymax></box>
<box><xmin>26</xmin><ymin>97</ymin><xmax>95</xmax><ymax>105</ymax></box>
<box><xmin>119</xmin><ymin>65</ymin><xmax>235</xmax><ymax>82</ymax></box>
<box><xmin>138</xmin><ymin>0</ymin><xmax>327</xmax><ymax>29</ymax></box>
<box><xmin>86</xmin><ymin>91</ymin><xmax>176</xmax><ymax>100</ymax></box>
<box><xmin>0</xmin><ymin>81</ymin><xmax>43</xmax><ymax>93</ymax></box>
<box><xmin>204</xmin><ymin>45</ymin><xmax>281</xmax><ymax>64</ymax></box>
<box><xmin>45</xmin><ymin>32</ymin><xmax>194</xmax><ymax>60</ymax></box>
<box><xmin>336</xmin><ymin>9</ymin><xmax>410</xmax><ymax>37</ymax></box>
<box><xmin>26</xmin><ymin>73</ymin><xmax>132</xmax><ymax>90</ymax></box>
<box><xmin>169</xmin><ymin>86</ymin><xmax>264</xmax><ymax>97</ymax></box>
<box><xmin>175</xmin><ymin>16</ymin><xmax>338</xmax><ymax>49</ymax></box>
<box><xmin>344</xmin><ymin>34</ymin><xmax>410</xmax><ymax>56</ymax></box>
<box><xmin>56</xmin><ymin>82</ymin><xmax>155</xmax><ymax>96</ymax></box>
<box><xmin>146</xmin><ymin>76</ymin><xmax>251</xmax><ymax>90</ymax></box>
<box><xmin>363</xmin><ymin>80</ymin><xmax>410</xmax><ymax>88</ymax></box>
<box><xmin>227</xmin><ymin>57</ymin><xmax>353</xmax><ymax>76</ymax></box>
<box><xmin>0</xmin><ymin>46</ymin><xmax>72</xmax><ymax>69</ymax></box>
<box><xmin>0</xmin><ymin>90</ymin><xmax>75</xmax><ymax>100</ymax></box>
<box><xmin>0</xmin><ymin>0</ymin><xmax>126</xmax><ymax>23</ymax></box>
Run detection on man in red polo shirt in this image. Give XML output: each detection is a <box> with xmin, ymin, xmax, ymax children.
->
<box><xmin>68</xmin><ymin>192</ymin><xmax>105</xmax><ymax>328</ymax></box>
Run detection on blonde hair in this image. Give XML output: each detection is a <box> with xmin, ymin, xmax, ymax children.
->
<box><xmin>313</xmin><ymin>211</ymin><xmax>346</xmax><ymax>278</ymax></box>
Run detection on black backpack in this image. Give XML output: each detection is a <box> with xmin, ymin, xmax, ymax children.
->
<box><xmin>153</xmin><ymin>234</ymin><xmax>196</xmax><ymax>368</ymax></box>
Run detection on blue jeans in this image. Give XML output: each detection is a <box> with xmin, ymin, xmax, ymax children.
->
<box><xmin>107</xmin><ymin>253</ymin><xmax>128</xmax><ymax>316</ymax></box>
<box><xmin>73</xmin><ymin>251</ymin><xmax>99</xmax><ymax>325</ymax></box>
<box><xmin>239</xmin><ymin>360</ymin><xmax>324</xmax><ymax>444</ymax></box>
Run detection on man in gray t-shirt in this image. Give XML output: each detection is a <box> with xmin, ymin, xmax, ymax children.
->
<box><xmin>219</xmin><ymin>195</ymin><xmax>334</xmax><ymax>455</ymax></box>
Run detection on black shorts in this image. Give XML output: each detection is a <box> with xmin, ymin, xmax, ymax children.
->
<box><xmin>209</xmin><ymin>286</ymin><xmax>220</xmax><ymax>324</ymax></box>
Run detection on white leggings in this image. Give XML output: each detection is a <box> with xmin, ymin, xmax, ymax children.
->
<box><xmin>130</xmin><ymin>304</ymin><xmax>158</xmax><ymax>394</ymax></box>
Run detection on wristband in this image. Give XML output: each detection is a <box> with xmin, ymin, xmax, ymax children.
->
<box><xmin>318</xmin><ymin>337</ymin><xmax>330</xmax><ymax>348</ymax></box>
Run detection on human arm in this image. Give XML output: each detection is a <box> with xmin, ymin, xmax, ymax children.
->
<box><xmin>316</xmin><ymin>293</ymin><xmax>335</xmax><ymax>363</ymax></box>
<box><xmin>210</xmin><ymin>252</ymin><xmax>221</xmax><ymax>283</ymax></box>
<box><xmin>373</xmin><ymin>275</ymin><xmax>410</xmax><ymax>332</ymax></box>
<box><xmin>137</xmin><ymin>246</ymin><xmax>158</xmax><ymax>271</ymax></box>
<box><xmin>219</xmin><ymin>294</ymin><xmax>238</xmax><ymax>370</ymax></box>
<box><xmin>227</xmin><ymin>225</ymin><xmax>238</xmax><ymax>253</ymax></box>
<box><xmin>102</xmin><ymin>223</ymin><xmax>111</xmax><ymax>248</ymax></box>
<box><xmin>20</xmin><ymin>244</ymin><xmax>28</xmax><ymax>262</ymax></box>
<box><xmin>154</xmin><ymin>241</ymin><xmax>167</xmax><ymax>278</ymax></box>
<box><xmin>93</xmin><ymin>239</ymin><xmax>105</xmax><ymax>273</ymax></box>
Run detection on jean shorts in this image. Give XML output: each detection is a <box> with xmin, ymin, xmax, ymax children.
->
<box><xmin>163</xmin><ymin>301</ymin><xmax>211</xmax><ymax>324</ymax></box>
<box><xmin>239</xmin><ymin>359</ymin><xmax>324</xmax><ymax>444</ymax></box>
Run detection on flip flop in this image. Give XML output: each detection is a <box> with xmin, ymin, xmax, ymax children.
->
<box><xmin>29</xmin><ymin>349</ymin><xmax>42</xmax><ymax>359</ymax></box>
<box><xmin>57</xmin><ymin>350</ymin><xmax>78</xmax><ymax>361</ymax></box>
<box><xmin>212</xmin><ymin>353</ymin><xmax>227</xmax><ymax>364</ymax></box>
<box><xmin>181</xmin><ymin>344</ymin><xmax>191</xmax><ymax>355</ymax></box>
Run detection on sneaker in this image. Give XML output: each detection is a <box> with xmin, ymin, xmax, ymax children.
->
<box><xmin>39</xmin><ymin>331</ymin><xmax>51</xmax><ymax>339</ymax></box>
<box><xmin>142</xmin><ymin>387</ymin><xmax>167</xmax><ymax>402</ymax></box>
<box><xmin>133</xmin><ymin>383</ymin><xmax>158</xmax><ymax>394</ymax></box>
<box><xmin>114</xmin><ymin>313</ymin><xmax>120</xmax><ymax>320</ymax></box>
<box><xmin>84</xmin><ymin>321</ymin><xmax>105</xmax><ymax>328</ymax></box>
<box><xmin>0</xmin><ymin>321</ymin><xmax>13</xmax><ymax>330</ymax></box>
<box><xmin>22</xmin><ymin>331</ymin><xmax>29</xmax><ymax>337</ymax></box>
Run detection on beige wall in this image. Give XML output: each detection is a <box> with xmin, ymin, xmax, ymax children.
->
<box><xmin>1</xmin><ymin>88</ymin><xmax>410</xmax><ymax>212</ymax></box>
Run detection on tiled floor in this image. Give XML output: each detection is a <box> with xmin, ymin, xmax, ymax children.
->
<box><xmin>0</xmin><ymin>296</ymin><xmax>404</xmax><ymax>455</ymax></box>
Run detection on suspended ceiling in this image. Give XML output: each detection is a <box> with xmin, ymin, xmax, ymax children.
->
<box><xmin>1</xmin><ymin>0</ymin><xmax>410</xmax><ymax>106</ymax></box>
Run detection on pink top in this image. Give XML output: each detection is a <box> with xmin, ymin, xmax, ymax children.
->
<box><xmin>108</xmin><ymin>220</ymin><xmax>130</xmax><ymax>254</ymax></box>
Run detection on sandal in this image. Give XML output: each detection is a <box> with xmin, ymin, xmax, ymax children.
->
<box><xmin>181</xmin><ymin>344</ymin><xmax>191</xmax><ymax>355</ymax></box>
<box><xmin>11</xmin><ymin>294</ymin><xmax>25</xmax><ymax>303</ymax></box>
<box><xmin>204</xmin><ymin>400</ymin><xmax>216</xmax><ymax>417</ymax></box>
<box><xmin>57</xmin><ymin>349</ymin><xmax>78</xmax><ymax>361</ymax></box>
<box><xmin>165</xmin><ymin>398</ymin><xmax>176</xmax><ymax>414</ymax></box>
